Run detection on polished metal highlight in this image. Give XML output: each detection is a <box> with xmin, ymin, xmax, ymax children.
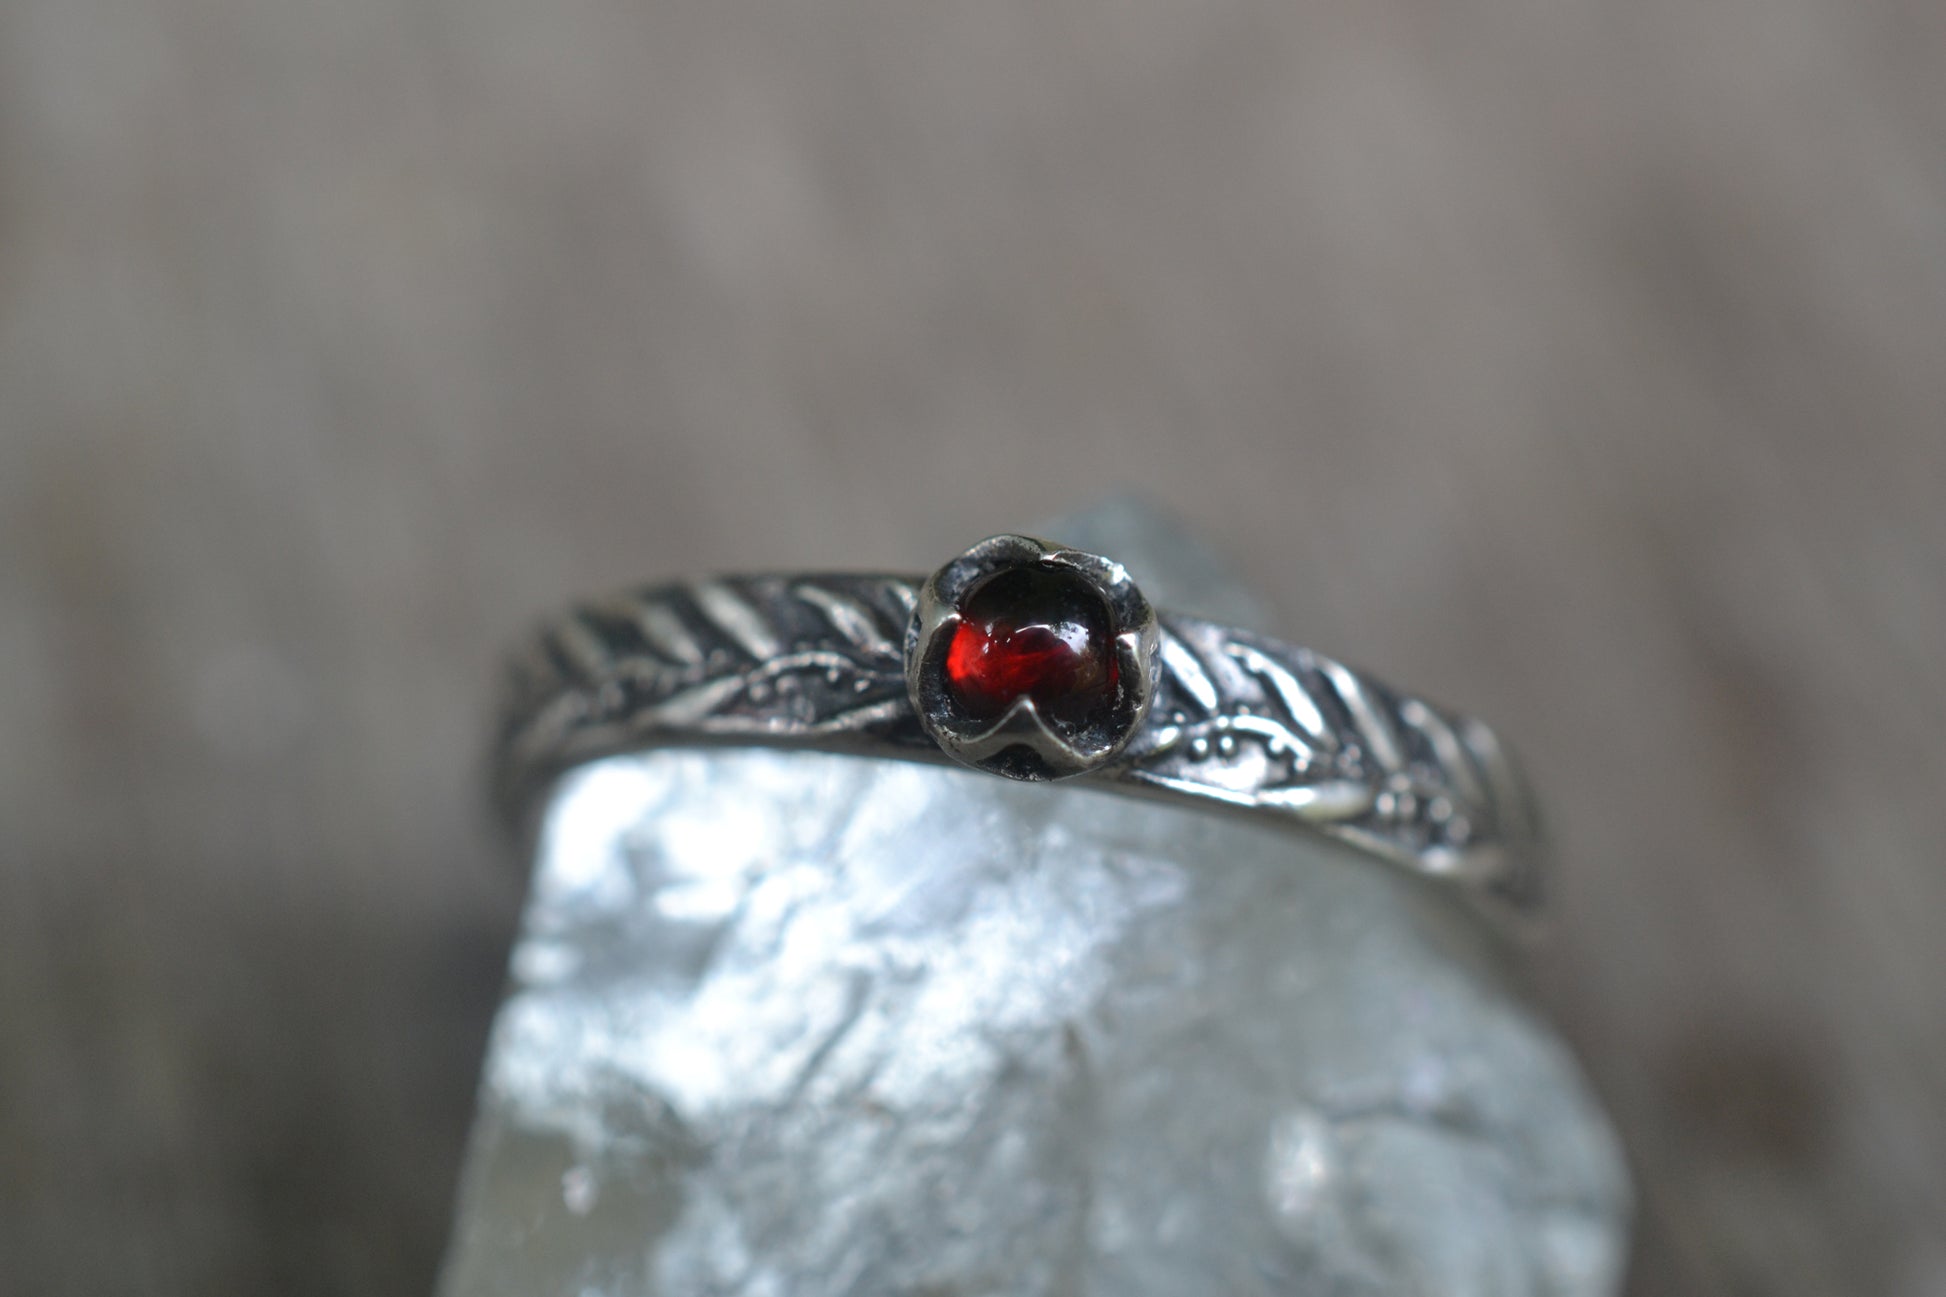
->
<box><xmin>494</xmin><ymin>535</ymin><xmax>1543</xmax><ymax>921</ymax></box>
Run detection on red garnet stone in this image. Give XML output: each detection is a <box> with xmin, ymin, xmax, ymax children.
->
<box><xmin>944</xmin><ymin>566</ymin><xmax>1119</xmax><ymax>725</ymax></box>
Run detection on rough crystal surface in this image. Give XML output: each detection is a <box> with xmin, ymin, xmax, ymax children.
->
<box><xmin>438</xmin><ymin>504</ymin><xmax>1630</xmax><ymax>1296</ymax></box>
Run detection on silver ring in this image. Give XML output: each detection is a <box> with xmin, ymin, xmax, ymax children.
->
<box><xmin>494</xmin><ymin>534</ymin><xmax>1543</xmax><ymax>925</ymax></box>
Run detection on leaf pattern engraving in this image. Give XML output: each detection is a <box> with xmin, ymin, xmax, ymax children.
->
<box><xmin>497</xmin><ymin>577</ymin><xmax>1540</xmax><ymax>918</ymax></box>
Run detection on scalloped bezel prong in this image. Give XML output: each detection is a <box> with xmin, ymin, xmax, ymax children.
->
<box><xmin>905</xmin><ymin>534</ymin><xmax>1160</xmax><ymax>781</ymax></box>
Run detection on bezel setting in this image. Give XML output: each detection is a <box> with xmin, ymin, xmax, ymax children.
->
<box><xmin>905</xmin><ymin>534</ymin><xmax>1159</xmax><ymax>781</ymax></box>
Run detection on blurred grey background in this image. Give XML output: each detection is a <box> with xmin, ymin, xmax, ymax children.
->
<box><xmin>1</xmin><ymin>0</ymin><xmax>1942</xmax><ymax>1294</ymax></box>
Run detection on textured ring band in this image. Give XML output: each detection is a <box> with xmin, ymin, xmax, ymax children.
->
<box><xmin>494</xmin><ymin>534</ymin><xmax>1543</xmax><ymax>925</ymax></box>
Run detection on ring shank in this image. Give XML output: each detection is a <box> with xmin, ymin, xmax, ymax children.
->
<box><xmin>495</xmin><ymin>574</ymin><xmax>1542</xmax><ymax>925</ymax></box>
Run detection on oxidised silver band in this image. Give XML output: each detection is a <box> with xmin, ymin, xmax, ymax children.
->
<box><xmin>494</xmin><ymin>537</ymin><xmax>1543</xmax><ymax>925</ymax></box>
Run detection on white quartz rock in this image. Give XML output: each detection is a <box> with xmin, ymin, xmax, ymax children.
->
<box><xmin>439</xmin><ymin>748</ymin><xmax>1627</xmax><ymax>1296</ymax></box>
